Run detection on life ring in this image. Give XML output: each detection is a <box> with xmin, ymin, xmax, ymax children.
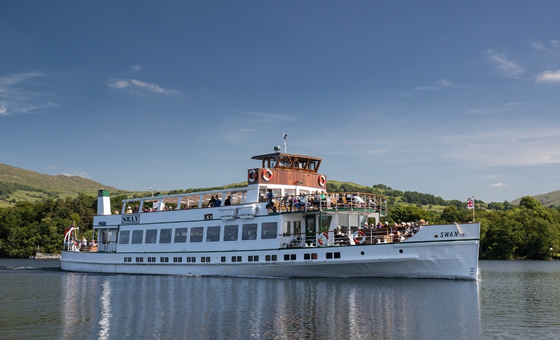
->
<box><xmin>353</xmin><ymin>230</ymin><xmax>366</xmax><ymax>244</ymax></box>
<box><xmin>317</xmin><ymin>232</ymin><xmax>329</xmax><ymax>246</ymax></box>
<box><xmin>262</xmin><ymin>169</ymin><xmax>273</xmax><ymax>182</ymax></box>
<box><xmin>318</xmin><ymin>175</ymin><xmax>326</xmax><ymax>187</ymax></box>
<box><xmin>248</xmin><ymin>169</ymin><xmax>257</xmax><ymax>183</ymax></box>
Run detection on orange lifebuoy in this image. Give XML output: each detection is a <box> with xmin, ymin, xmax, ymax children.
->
<box><xmin>317</xmin><ymin>232</ymin><xmax>329</xmax><ymax>246</ymax></box>
<box><xmin>353</xmin><ymin>230</ymin><xmax>366</xmax><ymax>244</ymax></box>
<box><xmin>262</xmin><ymin>169</ymin><xmax>273</xmax><ymax>182</ymax></box>
<box><xmin>248</xmin><ymin>169</ymin><xmax>257</xmax><ymax>183</ymax></box>
<box><xmin>318</xmin><ymin>175</ymin><xmax>326</xmax><ymax>187</ymax></box>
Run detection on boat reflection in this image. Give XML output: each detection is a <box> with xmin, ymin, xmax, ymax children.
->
<box><xmin>60</xmin><ymin>274</ymin><xmax>481</xmax><ymax>339</ymax></box>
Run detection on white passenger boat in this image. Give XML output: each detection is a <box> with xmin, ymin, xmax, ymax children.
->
<box><xmin>60</xmin><ymin>150</ymin><xmax>480</xmax><ymax>280</ymax></box>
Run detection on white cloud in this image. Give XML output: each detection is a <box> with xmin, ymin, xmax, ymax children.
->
<box><xmin>0</xmin><ymin>105</ymin><xmax>6</xmax><ymax>116</ymax></box>
<box><xmin>486</xmin><ymin>50</ymin><xmax>524</xmax><ymax>77</ymax></box>
<box><xmin>491</xmin><ymin>182</ymin><xmax>506</xmax><ymax>187</ymax></box>
<box><xmin>107</xmin><ymin>79</ymin><xmax>130</xmax><ymax>89</ymax></box>
<box><xmin>129</xmin><ymin>65</ymin><xmax>143</xmax><ymax>72</ymax></box>
<box><xmin>107</xmin><ymin>78</ymin><xmax>180</xmax><ymax>95</ymax></box>
<box><xmin>61</xmin><ymin>172</ymin><xmax>90</xmax><ymax>179</ymax></box>
<box><xmin>130</xmin><ymin>79</ymin><xmax>180</xmax><ymax>95</ymax></box>
<box><xmin>528</xmin><ymin>40</ymin><xmax>546</xmax><ymax>50</ymax></box>
<box><xmin>415</xmin><ymin>79</ymin><xmax>455</xmax><ymax>90</ymax></box>
<box><xmin>535</xmin><ymin>70</ymin><xmax>560</xmax><ymax>83</ymax></box>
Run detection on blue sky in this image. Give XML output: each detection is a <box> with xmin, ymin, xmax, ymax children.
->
<box><xmin>1</xmin><ymin>1</ymin><xmax>560</xmax><ymax>203</ymax></box>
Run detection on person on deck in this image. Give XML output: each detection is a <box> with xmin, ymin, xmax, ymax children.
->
<box><xmin>207</xmin><ymin>196</ymin><xmax>216</xmax><ymax>207</ymax></box>
<box><xmin>224</xmin><ymin>196</ymin><xmax>231</xmax><ymax>206</ymax></box>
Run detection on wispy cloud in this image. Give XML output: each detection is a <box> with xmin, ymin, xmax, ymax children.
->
<box><xmin>486</xmin><ymin>50</ymin><xmax>524</xmax><ymax>77</ymax></box>
<box><xmin>442</xmin><ymin>127</ymin><xmax>560</xmax><ymax>167</ymax></box>
<box><xmin>129</xmin><ymin>65</ymin><xmax>143</xmax><ymax>72</ymax></box>
<box><xmin>491</xmin><ymin>182</ymin><xmax>506</xmax><ymax>187</ymax></box>
<box><xmin>528</xmin><ymin>39</ymin><xmax>560</xmax><ymax>52</ymax></box>
<box><xmin>535</xmin><ymin>70</ymin><xmax>560</xmax><ymax>83</ymax></box>
<box><xmin>465</xmin><ymin>102</ymin><xmax>524</xmax><ymax>115</ymax></box>
<box><xmin>415</xmin><ymin>79</ymin><xmax>455</xmax><ymax>91</ymax></box>
<box><xmin>0</xmin><ymin>72</ymin><xmax>56</xmax><ymax>116</ymax></box>
<box><xmin>528</xmin><ymin>39</ymin><xmax>546</xmax><ymax>51</ymax></box>
<box><xmin>61</xmin><ymin>171</ymin><xmax>90</xmax><ymax>179</ymax></box>
<box><xmin>107</xmin><ymin>78</ymin><xmax>181</xmax><ymax>95</ymax></box>
<box><xmin>241</xmin><ymin>110</ymin><xmax>296</xmax><ymax>123</ymax></box>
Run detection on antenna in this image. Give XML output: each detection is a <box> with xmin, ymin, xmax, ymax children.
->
<box><xmin>283</xmin><ymin>133</ymin><xmax>288</xmax><ymax>153</ymax></box>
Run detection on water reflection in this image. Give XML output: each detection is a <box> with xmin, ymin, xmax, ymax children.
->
<box><xmin>59</xmin><ymin>273</ymin><xmax>481</xmax><ymax>339</ymax></box>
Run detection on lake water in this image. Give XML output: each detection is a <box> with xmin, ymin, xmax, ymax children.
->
<box><xmin>1</xmin><ymin>260</ymin><xmax>559</xmax><ymax>340</ymax></box>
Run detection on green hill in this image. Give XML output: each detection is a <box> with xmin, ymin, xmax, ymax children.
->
<box><xmin>0</xmin><ymin>163</ymin><xmax>120</xmax><ymax>207</ymax></box>
<box><xmin>511</xmin><ymin>190</ymin><xmax>560</xmax><ymax>207</ymax></box>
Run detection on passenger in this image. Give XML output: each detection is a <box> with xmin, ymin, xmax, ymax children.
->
<box><xmin>81</xmin><ymin>237</ymin><xmax>87</xmax><ymax>249</ymax></box>
<box><xmin>214</xmin><ymin>196</ymin><xmax>221</xmax><ymax>207</ymax></box>
<box><xmin>290</xmin><ymin>195</ymin><xmax>297</xmax><ymax>211</ymax></box>
<box><xmin>224</xmin><ymin>196</ymin><xmax>232</xmax><ymax>206</ymax></box>
<box><xmin>133</xmin><ymin>205</ymin><xmax>139</xmax><ymax>213</ymax></box>
<box><xmin>266</xmin><ymin>189</ymin><xmax>275</xmax><ymax>212</ymax></box>
<box><xmin>281</xmin><ymin>193</ymin><xmax>290</xmax><ymax>211</ymax></box>
<box><xmin>313</xmin><ymin>192</ymin><xmax>320</xmax><ymax>209</ymax></box>
<box><xmin>126</xmin><ymin>206</ymin><xmax>132</xmax><ymax>214</ymax></box>
<box><xmin>207</xmin><ymin>196</ymin><xmax>216</xmax><ymax>208</ymax></box>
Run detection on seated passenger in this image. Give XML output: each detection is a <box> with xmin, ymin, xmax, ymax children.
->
<box><xmin>214</xmin><ymin>196</ymin><xmax>221</xmax><ymax>207</ymax></box>
<box><xmin>207</xmin><ymin>196</ymin><xmax>216</xmax><ymax>207</ymax></box>
<box><xmin>224</xmin><ymin>196</ymin><xmax>232</xmax><ymax>206</ymax></box>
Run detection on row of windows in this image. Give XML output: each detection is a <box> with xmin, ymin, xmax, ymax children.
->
<box><xmin>118</xmin><ymin>223</ymin><xmax>278</xmax><ymax>245</ymax></box>
<box><xmin>122</xmin><ymin>252</ymin><xmax>341</xmax><ymax>264</ymax></box>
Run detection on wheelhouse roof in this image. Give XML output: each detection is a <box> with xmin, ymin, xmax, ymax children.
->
<box><xmin>251</xmin><ymin>152</ymin><xmax>322</xmax><ymax>173</ymax></box>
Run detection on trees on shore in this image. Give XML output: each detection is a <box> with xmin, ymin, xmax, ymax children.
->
<box><xmin>0</xmin><ymin>193</ymin><xmax>559</xmax><ymax>260</ymax></box>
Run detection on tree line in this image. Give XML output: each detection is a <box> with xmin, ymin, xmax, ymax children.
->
<box><xmin>0</xmin><ymin>191</ymin><xmax>559</xmax><ymax>260</ymax></box>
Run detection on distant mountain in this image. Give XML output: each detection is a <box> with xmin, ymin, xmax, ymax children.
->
<box><xmin>511</xmin><ymin>190</ymin><xmax>560</xmax><ymax>207</ymax></box>
<box><xmin>0</xmin><ymin>163</ymin><xmax>120</xmax><ymax>207</ymax></box>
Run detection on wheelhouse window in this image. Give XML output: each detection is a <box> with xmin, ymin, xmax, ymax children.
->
<box><xmin>242</xmin><ymin>223</ymin><xmax>258</xmax><ymax>240</ymax></box>
<box><xmin>119</xmin><ymin>230</ymin><xmax>130</xmax><ymax>244</ymax></box>
<box><xmin>224</xmin><ymin>225</ymin><xmax>238</xmax><ymax>241</ymax></box>
<box><xmin>131</xmin><ymin>230</ymin><xmax>143</xmax><ymax>244</ymax></box>
<box><xmin>261</xmin><ymin>222</ymin><xmax>277</xmax><ymax>239</ymax></box>
<box><xmin>190</xmin><ymin>227</ymin><xmax>203</xmax><ymax>242</ymax></box>
<box><xmin>206</xmin><ymin>226</ymin><xmax>221</xmax><ymax>242</ymax></box>
<box><xmin>159</xmin><ymin>228</ymin><xmax>172</xmax><ymax>243</ymax></box>
<box><xmin>174</xmin><ymin>227</ymin><xmax>188</xmax><ymax>243</ymax></box>
<box><xmin>145</xmin><ymin>229</ymin><xmax>157</xmax><ymax>244</ymax></box>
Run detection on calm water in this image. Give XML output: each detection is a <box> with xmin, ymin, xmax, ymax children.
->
<box><xmin>0</xmin><ymin>260</ymin><xmax>559</xmax><ymax>340</ymax></box>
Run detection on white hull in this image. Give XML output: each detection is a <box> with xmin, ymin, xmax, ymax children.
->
<box><xmin>61</xmin><ymin>239</ymin><xmax>479</xmax><ymax>280</ymax></box>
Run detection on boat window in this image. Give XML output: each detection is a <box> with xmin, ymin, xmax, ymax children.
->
<box><xmin>174</xmin><ymin>227</ymin><xmax>188</xmax><ymax>243</ymax></box>
<box><xmin>283</xmin><ymin>221</ymin><xmax>292</xmax><ymax>235</ymax></box>
<box><xmin>242</xmin><ymin>223</ymin><xmax>258</xmax><ymax>240</ymax></box>
<box><xmin>131</xmin><ymin>230</ymin><xmax>143</xmax><ymax>244</ymax></box>
<box><xmin>320</xmin><ymin>216</ymin><xmax>332</xmax><ymax>233</ymax></box>
<box><xmin>159</xmin><ymin>228</ymin><xmax>172</xmax><ymax>243</ymax></box>
<box><xmin>190</xmin><ymin>227</ymin><xmax>203</xmax><ymax>242</ymax></box>
<box><xmin>294</xmin><ymin>221</ymin><xmax>301</xmax><ymax>235</ymax></box>
<box><xmin>145</xmin><ymin>229</ymin><xmax>157</xmax><ymax>244</ymax></box>
<box><xmin>206</xmin><ymin>226</ymin><xmax>221</xmax><ymax>242</ymax></box>
<box><xmin>119</xmin><ymin>230</ymin><xmax>130</xmax><ymax>244</ymax></box>
<box><xmin>224</xmin><ymin>225</ymin><xmax>238</xmax><ymax>241</ymax></box>
<box><xmin>261</xmin><ymin>222</ymin><xmax>277</xmax><ymax>239</ymax></box>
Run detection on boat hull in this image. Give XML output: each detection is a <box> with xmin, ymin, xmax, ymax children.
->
<box><xmin>61</xmin><ymin>239</ymin><xmax>479</xmax><ymax>280</ymax></box>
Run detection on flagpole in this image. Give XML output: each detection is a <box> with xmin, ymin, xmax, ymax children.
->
<box><xmin>472</xmin><ymin>196</ymin><xmax>475</xmax><ymax>223</ymax></box>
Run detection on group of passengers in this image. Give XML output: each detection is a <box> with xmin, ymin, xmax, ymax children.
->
<box><xmin>207</xmin><ymin>195</ymin><xmax>232</xmax><ymax>208</ymax></box>
<box><xmin>358</xmin><ymin>219</ymin><xmax>427</xmax><ymax>240</ymax></box>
